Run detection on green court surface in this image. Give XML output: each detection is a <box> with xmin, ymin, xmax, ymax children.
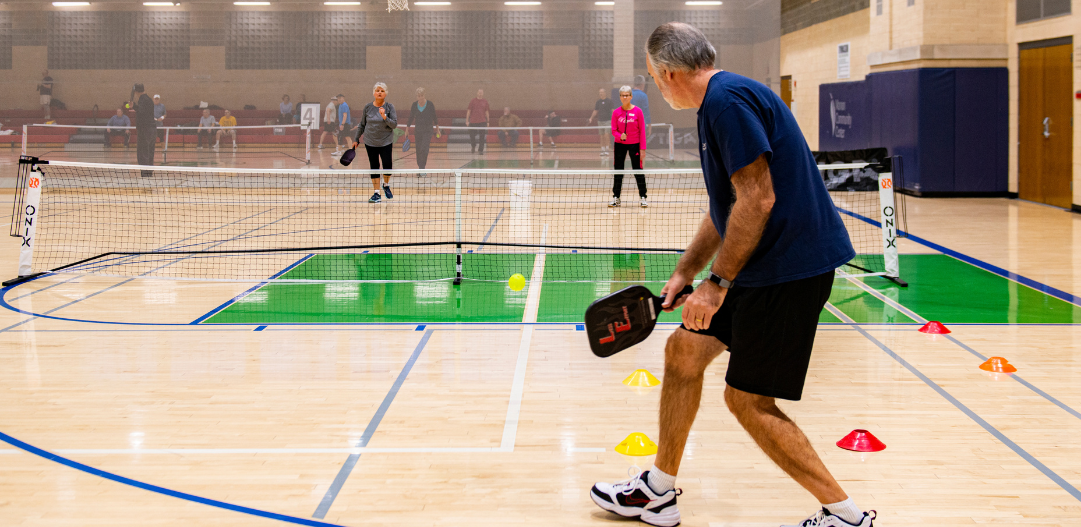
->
<box><xmin>202</xmin><ymin>253</ymin><xmax>1081</xmax><ymax>325</ymax></box>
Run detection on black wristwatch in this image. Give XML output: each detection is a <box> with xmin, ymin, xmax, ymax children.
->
<box><xmin>706</xmin><ymin>272</ymin><xmax>732</xmax><ymax>289</ymax></box>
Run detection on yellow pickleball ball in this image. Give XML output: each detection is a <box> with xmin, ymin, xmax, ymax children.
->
<box><xmin>508</xmin><ymin>273</ymin><xmax>526</xmax><ymax>291</ymax></box>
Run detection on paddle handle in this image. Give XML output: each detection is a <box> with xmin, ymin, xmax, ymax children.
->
<box><xmin>655</xmin><ymin>285</ymin><xmax>694</xmax><ymax>311</ymax></box>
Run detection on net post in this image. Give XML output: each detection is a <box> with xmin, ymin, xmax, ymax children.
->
<box><xmin>163</xmin><ymin>128</ymin><xmax>169</xmax><ymax>163</ymax></box>
<box><xmin>4</xmin><ymin>159</ymin><xmax>46</xmax><ymax>287</ymax></box>
<box><xmin>668</xmin><ymin>124</ymin><xmax>675</xmax><ymax>161</ymax></box>
<box><xmin>305</xmin><ymin>129</ymin><xmax>311</xmax><ymax>165</ymax></box>
<box><xmin>529</xmin><ymin>128</ymin><xmax>534</xmax><ymax>165</ymax></box>
<box><xmin>454</xmin><ymin>171</ymin><xmax>463</xmax><ymax>285</ymax></box>
<box><xmin>871</xmin><ymin>158</ymin><xmax>905</xmax><ymax>286</ymax></box>
<box><xmin>21</xmin><ymin>125</ymin><xmax>27</xmax><ymax>156</ymax></box>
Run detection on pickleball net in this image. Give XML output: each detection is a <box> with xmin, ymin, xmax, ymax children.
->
<box><xmin>6</xmin><ymin>157</ymin><xmax>904</xmax><ymax>285</ymax></box>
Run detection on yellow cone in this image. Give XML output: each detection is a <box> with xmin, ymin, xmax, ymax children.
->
<box><xmin>614</xmin><ymin>432</ymin><xmax>658</xmax><ymax>456</ymax></box>
<box><xmin>622</xmin><ymin>369</ymin><xmax>661</xmax><ymax>387</ymax></box>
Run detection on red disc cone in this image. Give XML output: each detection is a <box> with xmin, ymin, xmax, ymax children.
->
<box><xmin>918</xmin><ymin>321</ymin><xmax>951</xmax><ymax>334</ymax></box>
<box><xmin>979</xmin><ymin>356</ymin><xmax>1017</xmax><ymax>373</ymax></box>
<box><xmin>836</xmin><ymin>429</ymin><xmax>886</xmax><ymax>452</ymax></box>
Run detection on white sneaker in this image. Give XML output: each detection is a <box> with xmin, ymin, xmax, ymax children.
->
<box><xmin>590</xmin><ymin>469</ymin><xmax>680</xmax><ymax>527</ymax></box>
<box><xmin>640</xmin><ymin>197</ymin><xmax>649</xmax><ymax>208</ymax></box>
<box><xmin>232</xmin><ymin>143</ymin><xmax>237</xmax><ymax>151</ymax></box>
<box><xmin>783</xmin><ymin>509</ymin><xmax>876</xmax><ymax>527</ymax></box>
<box><xmin>212</xmin><ymin>144</ymin><xmax>219</xmax><ymax>151</ymax></box>
<box><xmin>608</xmin><ymin>197</ymin><xmax>621</xmax><ymax>207</ymax></box>
<box><xmin>318</xmin><ymin>144</ymin><xmax>324</xmax><ymax>149</ymax></box>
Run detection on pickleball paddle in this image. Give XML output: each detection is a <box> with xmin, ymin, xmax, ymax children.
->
<box><xmin>340</xmin><ymin>147</ymin><xmax>356</xmax><ymax>166</ymax></box>
<box><xmin>585</xmin><ymin>284</ymin><xmax>694</xmax><ymax>358</ymax></box>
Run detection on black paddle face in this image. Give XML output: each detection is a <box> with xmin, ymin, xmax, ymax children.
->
<box><xmin>340</xmin><ymin>148</ymin><xmax>356</xmax><ymax>166</ymax></box>
<box><xmin>585</xmin><ymin>284</ymin><xmax>693</xmax><ymax>358</ymax></box>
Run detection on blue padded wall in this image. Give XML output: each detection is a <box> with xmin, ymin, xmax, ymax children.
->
<box><xmin>819</xmin><ymin>68</ymin><xmax>1007</xmax><ymax>195</ymax></box>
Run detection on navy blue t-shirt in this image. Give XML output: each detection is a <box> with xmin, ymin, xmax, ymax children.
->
<box><xmin>698</xmin><ymin>71</ymin><xmax>854</xmax><ymax>287</ymax></box>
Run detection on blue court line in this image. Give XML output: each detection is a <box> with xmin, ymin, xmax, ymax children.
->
<box><xmin>837</xmin><ymin>206</ymin><xmax>1081</xmax><ymax>307</ymax></box>
<box><xmin>312</xmin><ymin>327</ymin><xmax>435</xmax><ymax>519</ymax></box>
<box><xmin>846</xmin><ymin>323</ymin><xmax>1081</xmax><ymax>502</ymax></box>
<box><xmin>254</xmin><ymin>325</ymin><xmax>268</xmax><ymax>331</ymax></box>
<box><xmin>0</xmin><ymin>430</ymin><xmax>351</xmax><ymax>527</ymax></box>
<box><xmin>473</xmin><ymin>207</ymin><xmax>505</xmax><ymax>253</ymax></box>
<box><xmin>190</xmin><ymin>254</ymin><xmax>315</xmax><ymax>324</ymax></box>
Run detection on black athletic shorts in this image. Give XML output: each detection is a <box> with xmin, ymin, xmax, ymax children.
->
<box><xmin>680</xmin><ymin>269</ymin><xmax>835</xmax><ymax>401</ymax></box>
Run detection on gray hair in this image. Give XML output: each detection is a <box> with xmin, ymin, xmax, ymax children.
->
<box><xmin>374</xmin><ymin>82</ymin><xmax>388</xmax><ymax>92</ymax></box>
<box><xmin>619</xmin><ymin>85</ymin><xmax>633</xmax><ymax>95</ymax></box>
<box><xmin>416</xmin><ymin>87</ymin><xmax>425</xmax><ymax>96</ymax></box>
<box><xmin>633</xmin><ymin>75</ymin><xmax>646</xmax><ymax>87</ymax></box>
<box><xmin>645</xmin><ymin>22</ymin><xmax>717</xmax><ymax>73</ymax></box>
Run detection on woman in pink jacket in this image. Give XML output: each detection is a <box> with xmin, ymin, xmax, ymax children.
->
<box><xmin>610</xmin><ymin>85</ymin><xmax>648</xmax><ymax>207</ymax></box>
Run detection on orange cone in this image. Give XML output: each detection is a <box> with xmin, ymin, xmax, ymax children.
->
<box><xmin>836</xmin><ymin>429</ymin><xmax>886</xmax><ymax>452</ymax></box>
<box><xmin>979</xmin><ymin>357</ymin><xmax>1017</xmax><ymax>373</ymax></box>
<box><xmin>918</xmin><ymin>321</ymin><xmax>951</xmax><ymax>334</ymax></box>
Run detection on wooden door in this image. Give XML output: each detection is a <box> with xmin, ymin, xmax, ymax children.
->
<box><xmin>1019</xmin><ymin>43</ymin><xmax>1073</xmax><ymax>208</ymax></box>
<box><xmin>780</xmin><ymin>76</ymin><xmax>793</xmax><ymax>109</ymax></box>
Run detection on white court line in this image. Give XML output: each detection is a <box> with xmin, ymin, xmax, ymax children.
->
<box><xmin>837</xmin><ymin>269</ymin><xmax>927</xmax><ymax>323</ymax></box>
<box><xmin>500</xmin><ymin>223</ymin><xmax>548</xmax><ymax>451</ymax></box>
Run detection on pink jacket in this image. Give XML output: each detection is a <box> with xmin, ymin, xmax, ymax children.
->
<box><xmin>612</xmin><ymin>105</ymin><xmax>647</xmax><ymax>149</ymax></box>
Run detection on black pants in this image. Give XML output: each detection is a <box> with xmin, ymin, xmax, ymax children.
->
<box><xmin>105</xmin><ymin>130</ymin><xmax>129</xmax><ymax>146</ymax></box>
<box><xmin>468</xmin><ymin>122</ymin><xmax>487</xmax><ymax>151</ymax></box>
<box><xmin>415</xmin><ymin>132</ymin><xmax>432</xmax><ymax>169</ymax></box>
<box><xmin>613</xmin><ymin>142</ymin><xmax>646</xmax><ymax>198</ymax></box>
<box><xmin>365</xmin><ymin>143</ymin><xmax>393</xmax><ymax>180</ymax></box>
<box><xmin>497</xmin><ymin>130</ymin><xmax>519</xmax><ymax>146</ymax></box>
<box><xmin>136</xmin><ymin>126</ymin><xmax>155</xmax><ymax>166</ymax></box>
<box><xmin>197</xmin><ymin>130</ymin><xmax>214</xmax><ymax>147</ymax></box>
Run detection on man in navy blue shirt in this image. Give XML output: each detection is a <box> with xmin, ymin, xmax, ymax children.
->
<box><xmin>590</xmin><ymin>23</ymin><xmax>873</xmax><ymax>527</ymax></box>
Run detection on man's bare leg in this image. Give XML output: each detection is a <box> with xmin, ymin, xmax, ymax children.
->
<box><xmin>653</xmin><ymin>328</ymin><xmax>726</xmax><ymax>475</ymax></box>
<box><xmin>724</xmin><ymin>385</ymin><xmax>847</xmax><ymax>504</ymax></box>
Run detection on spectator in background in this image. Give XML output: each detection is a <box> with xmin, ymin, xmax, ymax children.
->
<box><xmin>153</xmin><ymin>95</ymin><xmax>167</xmax><ymax>142</ymax></box>
<box><xmin>632</xmin><ymin>75</ymin><xmax>652</xmax><ymax>137</ymax></box>
<box><xmin>105</xmin><ymin>107</ymin><xmax>130</xmax><ymax>147</ymax></box>
<box><xmin>589</xmin><ymin>88</ymin><xmax>614</xmax><ymax>156</ymax></box>
<box><xmin>407</xmin><ymin>87</ymin><xmax>439</xmax><ymax>172</ymax></box>
<box><xmin>132</xmin><ymin>84</ymin><xmax>155</xmax><ymax>170</ymax></box>
<box><xmin>196</xmin><ymin>108</ymin><xmax>217</xmax><ymax>150</ymax></box>
<box><xmin>497</xmin><ymin>107</ymin><xmax>521</xmax><ymax>147</ymax></box>
<box><xmin>279</xmin><ymin>95</ymin><xmax>294</xmax><ymax>124</ymax></box>
<box><xmin>537</xmin><ymin>110</ymin><xmax>561</xmax><ymax>149</ymax></box>
<box><xmin>610</xmin><ymin>85</ymin><xmax>648</xmax><ymax>208</ymax></box>
<box><xmin>215</xmin><ymin>109</ymin><xmax>237</xmax><ymax>152</ymax></box>
<box><xmin>319</xmin><ymin>97</ymin><xmax>337</xmax><ymax>150</ymax></box>
<box><xmin>466</xmin><ymin>89</ymin><xmax>489</xmax><ymax>154</ymax></box>
<box><xmin>335</xmin><ymin>94</ymin><xmax>352</xmax><ymax>155</ymax></box>
<box><xmin>37</xmin><ymin>70</ymin><xmax>53</xmax><ymax>120</ymax></box>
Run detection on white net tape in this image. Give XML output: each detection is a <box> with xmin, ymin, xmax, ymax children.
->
<box><xmin>388</xmin><ymin>0</ymin><xmax>409</xmax><ymax>11</ymax></box>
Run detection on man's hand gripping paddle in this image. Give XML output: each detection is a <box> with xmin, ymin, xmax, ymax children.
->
<box><xmin>585</xmin><ymin>285</ymin><xmax>694</xmax><ymax>358</ymax></box>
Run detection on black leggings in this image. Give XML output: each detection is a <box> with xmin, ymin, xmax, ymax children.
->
<box><xmin>613</xmin><ymin>142</ymin><xmax>646</xmax><ymax>198</ymax></box>
<box><xmin>415</xmin><ymin>132</ymin><xmax>432</xmax><ymax>169</ymax></box>
<box><xmin>365</xmin><ymin>143</ymin><xmax>393</xmax><ymax>180</ymax></box>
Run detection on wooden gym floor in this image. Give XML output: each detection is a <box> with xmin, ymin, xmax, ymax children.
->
<box><xmin>0</xmin><ymin>150</ymin><xmax>1080</xmax><ymax>526</ymax></box>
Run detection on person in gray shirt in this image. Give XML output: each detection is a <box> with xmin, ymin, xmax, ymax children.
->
<box><xmin>352</xmin><ymin>82</ymin><xmax>398</xmax><ymax>203</ymax></box>
<box><xmin>153</xmin><ymin>94</ymin><xmax>167</xmax><ymax>142</ymax></box>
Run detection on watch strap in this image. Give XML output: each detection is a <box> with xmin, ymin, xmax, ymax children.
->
<box><xmin>707</xmin><ymin>272</ymin><xmax>732</xmax><ymax>289</ymax></box>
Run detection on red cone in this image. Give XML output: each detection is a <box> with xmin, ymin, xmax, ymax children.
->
<box><xmin>837</xmin><ymin>429</ymin><xmax>886</xmax><ymax>452</ymax></box>
<box><xmin>918</xmin><ymin>321</ymin><xmax>951</xmax><ymax>334</ymax></box>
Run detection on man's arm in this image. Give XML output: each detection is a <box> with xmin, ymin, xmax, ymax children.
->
<box><xmin>679</xmin><ymin>154</ymin><xmax>775</xmax><ymax>330</ymax></box>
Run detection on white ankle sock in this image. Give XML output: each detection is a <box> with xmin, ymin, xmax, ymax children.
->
<box><xmin>823</xmin><ymin>498</ymin><xmax>863</xmax><ymax>525</ymax></box>
<box><xmin>646</xmin><ymin>467</ymin><xmax>675</xmax><ymax>495</ymax></box>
